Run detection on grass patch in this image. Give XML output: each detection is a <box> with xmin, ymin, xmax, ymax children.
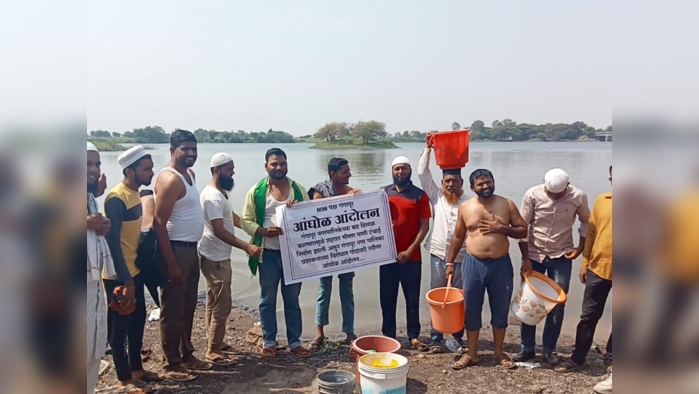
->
<box><xmin>311</xmin><ymin>339</ymin><xmax>350</xmax><ymax>357</ymax></box>
<box><xmin>88</xmin><ymin>138</ymin><xmax>155</xmax><ymax>151</ymax></box>
<box><xmin>88</xmin><ymin>138</ymin><xmax>125</xmax><ymax>152</ymax></box>
<box><xmin>311</xmin><ymin>138</ymin><xmax>399</xmax><ymax>150</ymax></box>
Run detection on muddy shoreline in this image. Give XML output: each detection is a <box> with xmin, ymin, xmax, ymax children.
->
<box><xmin>97</xmin><ymin>303</ymin><xmax>610</xmax><ymax>394</ymax></box>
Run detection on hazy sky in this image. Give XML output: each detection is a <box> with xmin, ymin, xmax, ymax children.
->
<box><xmin>87</xmin><ymin>1</ymin><xmax>612</xmax><ymax>136</ymax></box>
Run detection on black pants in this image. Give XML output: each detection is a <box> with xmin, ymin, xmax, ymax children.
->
<box><xmin>572</xmin><ymin>270</ymin><xmax>612</xmax><ymax>365</ymax></box>
<box><xmin>380</xmin><ymin>261</ymin><xmax>422</xmax><ymax>340</ymax></box>
<box><xmin>104</xmin><ymin>274</ymin><xmax>146</xmax><ymax>382</ymax></box>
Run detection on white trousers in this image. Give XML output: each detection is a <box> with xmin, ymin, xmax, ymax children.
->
<box><xmin>87</xmin><ymin>356</ymin><xmax>101</xmax><ymax>393</ymax></box>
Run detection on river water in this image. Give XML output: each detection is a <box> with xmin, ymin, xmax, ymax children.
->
<box><xmin>97</xmin><ymin>142</ymin><xmax>612</xmax><ymax>341</ymax></box>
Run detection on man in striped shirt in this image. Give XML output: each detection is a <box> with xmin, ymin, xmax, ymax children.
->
<box><xmin>515</xmin><ymin>168</ymin><xmax>591</xmax><ymax>365</ymax></box>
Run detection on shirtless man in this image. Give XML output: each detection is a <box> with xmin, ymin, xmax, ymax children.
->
<box><xmin>446</xmin><ymin>169</ymin><xmax>529</xmax><ymax>370</ymax></box>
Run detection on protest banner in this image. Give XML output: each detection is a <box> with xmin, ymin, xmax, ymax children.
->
<box><xmin>275</xmin><ymin>190</ymin><xmax>397</xmax><ymax>284</ymax></box>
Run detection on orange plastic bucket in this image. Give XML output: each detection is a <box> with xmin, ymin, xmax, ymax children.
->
<box><xmin>426</xmin><ymin>287</ymin><xmax>465</xmax><ymax>334</ymax></box>
<box><xmin>429</xmin><ymin>130</ymin><xmax>471</xmax><ymax>170</ymax></box>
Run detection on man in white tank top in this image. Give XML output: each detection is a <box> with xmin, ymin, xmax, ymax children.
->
<box><xmin>153</xmin><ymin>130</ymin><xmax>210</xmax><ymax>380</ymax></box>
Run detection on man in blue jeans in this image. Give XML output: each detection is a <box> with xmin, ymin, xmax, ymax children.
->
<box><xmin>418</xmin><ymin>134</ymin><xmax>469</xmax><ymax>353</ymax></box>
<box><xmin>307</xmin><ymin>158</ymin><xmax>360</xmax><ymax>348</ymax></box>
<box><xmin>241</xmin><ymin>148</ymin><xmax>313</xmax><ymax>359</ymax></box>
<box><xmin>515</xmin><ymin>169</ymin><xmax>590</xmax><ymax>365</ymax></box>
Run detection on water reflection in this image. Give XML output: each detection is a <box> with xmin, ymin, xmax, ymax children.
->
<box><xmin>316</xmin><ymin>152</ymin><xmax>387</xmax><ymax>187</ymax></box>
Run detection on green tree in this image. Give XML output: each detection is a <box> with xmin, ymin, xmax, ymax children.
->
<box><xmin>112</xmin><ymin>132</ymin><xmax>121</xmax><ymax>138</ymax></box>
<box><xmin>90</xmin><ymin>130</ymin><xmax>111</xmax><ymax>138</ymax></box>
<box><xmin>194</xmin><ymin>129</ymin><xmax>209</xmax><ymax>141</ymax></box>
<box><xmin>315</xmin><ymin>122</ymin><xmax>351</xmax><ymax>142</ymax></box>
<box><xmin>352</xmin><ymin>120</ymin><xmax>387</xmax><ymax>145</ymax></box>
<box><xmin>452</xmin><ymin>122</ymin><xmax>461</xmax><ymax>131</ymax></box>
<box><xmin>131</xmin><ymin>126</ymin><xmax>169</xmax><ymax>143</ymax></box>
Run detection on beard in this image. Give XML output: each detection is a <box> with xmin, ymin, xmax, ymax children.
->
<box><xmin>87</xmin><ymin>181</ymin><xmax>98</xmax><ymax>196</ymax></box>
<box><xmin>393</xmin><ymin>173</ymin><xmax>412</xmax><ymax>187</ymax></box>
<box><xmin>442</xmin><ymin>188</ymin><xmax>464</xmax><ymax>205</ymax></box>
<box><xmin>475</xmin><ymin>188</ymin><xmax>494</xmax><ymax>199</ymax></box>
<box><xmin>269</xmin><ymin>170</ymin><xmax>287</xmax><ymax>181</ymax></box>
<box><xmin>218</xmin><ymin>176</ymin><xmax>235</xmax><ymax>191</ymax></box>
<box><xmin>176</xmin><ymin>156</ymin><xmax>196</xmax><ymax>168</ymax></box>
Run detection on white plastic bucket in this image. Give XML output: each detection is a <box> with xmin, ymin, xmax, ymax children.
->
<box><xmin>511</xmin><ymin>271</ymin><xmax>567</xmax><ymax>326</ymax></box>
<box><xmin>358</xmin><ymin>353</ymin><xmax>409</xmax><ymax>394</ymax></box>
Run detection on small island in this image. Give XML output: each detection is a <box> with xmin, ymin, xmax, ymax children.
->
<box><xmin>309</xmin><ymin>121</ymin><xmax>398</xmax><ymax>150</ymax></box>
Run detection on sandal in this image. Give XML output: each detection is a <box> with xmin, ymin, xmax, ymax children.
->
<box><xmin>138</xmin><ymin>371</ymin><xmax>164</xmax><ymax>383</ymax></box>
<box><xmin>555</xmin><ymin>359</ymin><xmax>584</xmax><ymax>373</ymax></box>
<box><xmin>411</xmin><ymin>339</ymin><xmax>430</xmax><ymax>352</ymax></box>
<box><xmin>455</xmin><ymin>339</ymin><xmax>469</xmax><ymax>354</ymax></box>
<box><xmin>220</xmin><ymin>345</ymin><xmax>236</xmax><ymax>356</ymax></box>
<box><xmin>207</xmin><ymin>356</ymin><xmax>237</xmax><ymax>367</ymax></box>
<box><xmin>430</xmin><ymin>342</ymin><xmax>444</xmax><ymax>354</ymax></box>
<box><xmin>496</xmin><ymin>355</ymin><xmax>517</xmax><ymax>370</ymax></box>
<box><xmin>261</xmin><ymin>347</ymin><xmax>277</xmax><ymax>359</ymax></box>
<box><xmin>309</xmin><ymin>337</ymin><xmax>325</xmax><ymax>350</ymax></box>
<box><xmin>165</xmin><ymin>371</ymin><xmax>196</xmax><ymax>382</ymax></box>
<box><xmin>453</xmin><ymin>354</ymin><xmax>479</xmax><ymax>370</ymax></box>
<box><xmin>291</xmin><ymin>346</ymin><xmax>313</xmax><ymax>359</ymax></box>
<box><xmin>182</xmin><ymin>358</ymin><xmax>213</xmax><ymax>371</ymax></box>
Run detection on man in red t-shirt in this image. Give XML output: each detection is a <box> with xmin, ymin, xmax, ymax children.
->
<box><xmin>381</xmin><ymin>156</ymin><xmax>432</xmax><ymax>351</ymax></box>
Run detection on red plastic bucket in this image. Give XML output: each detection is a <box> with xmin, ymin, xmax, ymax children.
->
<box><xmin>350</xmin><ymin>336</ymin><xmax>402</xmax><ymax>385</ymax></box>
<box><xmin>350</xmin><ymin>336</ymin><xmax>402</xmax><ymax>361</ymax></box>
<box><xmin>429</xmin><ymin>130</ymin><xmax>470</xmax><ymax>170</ymax></box>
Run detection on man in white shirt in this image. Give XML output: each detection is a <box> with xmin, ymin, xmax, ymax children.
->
<box><xmin>418</xmin><ymin>133</ymin><xmax>469</xmax><ymax>353</ymax></box>
<box><xmin>199</xmin><ymin>153</ymin><xmax>262</xmax><ymax>366</ymax></box>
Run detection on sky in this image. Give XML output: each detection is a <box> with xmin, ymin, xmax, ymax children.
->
<box><xmin>84</xmin><ymin>1</ymin><xmax>613</xmax><ymax>135</ymax></box>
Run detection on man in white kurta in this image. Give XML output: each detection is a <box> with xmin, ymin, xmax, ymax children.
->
<box><xmin>87</xmin><ymin>142</ymin><xmax>132</xmax><ymax>393</ymax></box>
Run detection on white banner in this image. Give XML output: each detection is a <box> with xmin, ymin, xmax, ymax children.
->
<box><xmin>275</xmin><ymin>190</ymin><xmax>397</xmax><ymax>284</ymax></box>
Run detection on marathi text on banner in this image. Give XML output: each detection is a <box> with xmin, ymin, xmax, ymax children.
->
<box><xmin>276</xmin><ymin>190</ymin><xmax>397</xmax><ymax>284</ymax></box>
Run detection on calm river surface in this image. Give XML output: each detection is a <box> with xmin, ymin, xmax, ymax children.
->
<box><xmin>97</xmin><ymin>142</ymin><xmax>613</xmax><ymax>341</ymax></box>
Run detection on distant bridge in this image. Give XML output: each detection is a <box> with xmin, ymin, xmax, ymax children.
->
<box><xmin>595</xmin><ymin>132</ymin><xmax>612</xmax><ymax>142</ymax></box>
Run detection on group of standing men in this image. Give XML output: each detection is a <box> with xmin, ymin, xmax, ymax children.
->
<box><xmin>87</xmin><ymin>129</ymin><xmax>613</xmax><ymax>393</ymax></box>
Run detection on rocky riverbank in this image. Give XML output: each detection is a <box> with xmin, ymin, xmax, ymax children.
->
<box><xmin>96</xmin><ymin>303</ymin><xmax>610</xmax><ymax>394</ymax></box>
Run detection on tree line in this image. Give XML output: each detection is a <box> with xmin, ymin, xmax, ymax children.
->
<box><xmin>315</xmin><ymin>120</ymin><xmax>611</xmax><ymax>144</ymax></box>
<box><xmin>89</xmin><ymin>120</ymin><xmax>612</xmax><ymax>146</ymax></box>
<box><xmin>88</xmin><ymin>126</ymin><xmax>297</xmax><ymax>144</ymax></box>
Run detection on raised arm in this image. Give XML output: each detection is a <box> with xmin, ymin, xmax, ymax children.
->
<box><xmin>153</xmin><ymin>173</ymin><xmax>184</xmax><ymax>288</ymax></box>
<box><xmin>417</xmin><ymin>145</ymin><xmax>440</xmax><ymax>203</ymax></box>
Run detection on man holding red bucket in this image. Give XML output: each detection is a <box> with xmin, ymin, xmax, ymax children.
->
<box><xmin>446</xmin><ymin>169</ymin><xmax>529</xmax><ymax>370</ymax></box>
<box><xmin>418</xmin><ymin>133</ymin><xmax>469</xmax><ymax>353</ymax></box>
<box><xmin>515</xmin><ymin>168</ymin><xmax>591</xmax><ymax>365</ymax></box>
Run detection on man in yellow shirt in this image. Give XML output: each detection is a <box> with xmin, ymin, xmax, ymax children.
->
<box><xmin>557</xmin><ymin>167</ymin><xmax>613</xmax><ymax>394</ymax></box>
<box><xmin>104</xmin><ymin>146</ymin><xmax>163</xmax><ymax>388</ymax></box>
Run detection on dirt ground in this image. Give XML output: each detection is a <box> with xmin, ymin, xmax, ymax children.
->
<box><xmin>96</xmin><ymin>303</ymin><xmax>610</xmax><ymax>394</ymax></box>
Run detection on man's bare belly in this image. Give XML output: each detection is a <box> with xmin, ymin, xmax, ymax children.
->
<box><xmin>465</xmin><ymin>232</ymin><xmax>510</xmax><ymax>260</ymax></box>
